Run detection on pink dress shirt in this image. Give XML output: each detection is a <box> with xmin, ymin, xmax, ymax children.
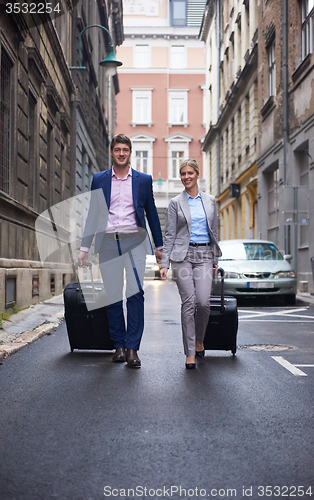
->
<box><xmin>80</xmin><ymin>167</ymin><xmax>137</xmax><ymax>252</ymax></box>
<box><xmin>106</xmin><ymin>167</ymin><xmax>137</xmax><ymax>233</ymax></box>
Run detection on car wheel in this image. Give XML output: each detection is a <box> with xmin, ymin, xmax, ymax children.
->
<box><xmin>284</xmin><ymin>294</ymin><xmax>296</xmax><ymax>305</ymax></box>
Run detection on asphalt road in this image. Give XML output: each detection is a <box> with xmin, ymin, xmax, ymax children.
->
<box><xmin>0</xmin><ymin>280</ymin><xmax>314</xmax><ymax>500</ymax></box>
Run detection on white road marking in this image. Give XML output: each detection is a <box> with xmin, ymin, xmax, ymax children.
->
<box><xmin>239</xmin><ymin>307</ymin><xmax>314</xmax><ymax>321</ymax></box>
<box><xmin>240</xmin><ymin>319</ymin><xmax>314</xmax><ymax>322</ymax></box>
<box><xmin>272</xmin><ymin>356</ymin><xmax>309</xmax><ymax>376</ymax></box>
<box><xmin>294</xmin><ymin>364</ymin><xmax>314</xmax><ymax>367</ymax></box>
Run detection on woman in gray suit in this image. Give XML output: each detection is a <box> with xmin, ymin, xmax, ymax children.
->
<box><xmin>160</xmin><ymin>159</ymin><xmax>221</xmax><ymax>369</ymax></box>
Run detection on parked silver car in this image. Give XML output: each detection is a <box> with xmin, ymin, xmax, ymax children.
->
<box><xmin>144</xmin><ymin>254</ymin><xmax>161</xmax><ymax>279</ymax></box>
<box><xmin>212</xmin><ymin>239</ymin><xmax>297</xmax><ymax>304</ymax></box>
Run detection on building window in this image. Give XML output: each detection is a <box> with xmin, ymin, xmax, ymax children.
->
<box><xmin>171</xmin><ymin>151</ymin><xmax>185</xmax><ymax>178</ymax></box>
<box><xmin>50</xmin><ymin>274</ymin><xmax>55</xmax><ymax>294</ymax></box>
<box><xmin>245</xmin><ymin>94</ymin><xmax>250</xmax><ymax>153</ymax></box>
<box><xmin>135</xmin><ymin>151</ymin><xmax>148</xmax><ymax>174</ymax></box>
<box><xmin>170</xmin><ymin>46</ymin><xmax>185</xmax><ymax>69</ymax></box>
<box><xmin>134</xmin><ymin>45</ymin><xmax>150</xmax><ymax>68</ymax></box>
<box><xmin>131</xmin><ymin>135</ymin><xmax>155</xmax><ymax>176</ymax></box>
<box><xmin>165</xmin><ymin>134</ymin><xmax>191</xmax><ymax>179</ymax></box>
<box><xmin>171</xmin><ymin>0</ymin><xmax>187</xmax><ymax>26</ymax></box>
<box><xmin>299</xmin><ymin>151</ymin><xmax>309</xmax><ymax>246</ymax></box>
<box><xmin>267</xmin><ymin>168</ymin><xmax>279</xmax><ymax>244</ymax></box>
<box><xmin>5</xmin><ymin>276</ymin><xmax>16</xmax><ymax>307</ymax></box>
<box><xmin>267</xmin><ymin>39</ymin><xmax>276</xmax><ymax>96</ymax></box>
<box><xmin>132</xmin><ymin>89</ymin><xmax>152</xmax><ymax>125</ymax></box>
<box><xmin>302</xmin><ymin>0</ymin><xmax>314</xmax><ymax>59</ymax></box>
<box><xmin>28</xmin><ymin>93</ymin><xmax>37</xmax><ymax>208</ymax></box>
<box><xmin>0</xmin><ymin>48</ymin><xmax>12</xmax><ymax>195</ymax></box>
<box><xmin>168</xmin><ymin>90</ymin><xmax>188</xmax><ymax>126</ymax></box>
<box><xmin>170</xmin><ymin>0</ymin><xmax>206</xmax><ymax>27</ymax></box>
<box><xmin>32</xmin><ymin>275</ymin><xmax>39</xmax><ymax>297</ymax></box>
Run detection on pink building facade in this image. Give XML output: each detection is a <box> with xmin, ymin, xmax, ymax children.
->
<box><xmin>115</xmin><ymin>0</ymin><xmax>207</xmax><ymax>217</ymax></box>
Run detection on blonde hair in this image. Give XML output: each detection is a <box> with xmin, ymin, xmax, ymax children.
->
<box><xmin>179</xmin><ymin>159</ymin><xmax>200</xmax><ymax>175</ymax></box>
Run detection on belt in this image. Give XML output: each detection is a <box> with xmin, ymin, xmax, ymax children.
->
<box><xmin>189</xmin><ymin>242</ymin><xmax>209</xmax><ymax>247</ymax></box>
<box><xmin>105</xmin><ymin>231</ymin><xmax>140</xmax><ymax>241</ymax></box>
<box><xmin>103</xmin><ymin>232</ymin><xmax>120</xmax><ymax>240</ymax></box>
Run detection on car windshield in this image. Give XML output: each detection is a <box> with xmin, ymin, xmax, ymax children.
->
<box><xmin>219</xmin><ymin>242</ymin><xmax>284</xmax><ymax>261</ymax></box>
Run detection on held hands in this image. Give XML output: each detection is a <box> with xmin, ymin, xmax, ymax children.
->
<box><xmin>78</xmin><ymin>250</ymin><xmax>89</xmax><ymax>267</ymax></box>
<box><xmin>154</xmin><ymin>248</ymin><xmax>163</xmax><ymax>264</ymax></box>
<box><xmin>160</xmin><ymin>267</ymin><xmax>168</xmax><ymax>280</ymax></box>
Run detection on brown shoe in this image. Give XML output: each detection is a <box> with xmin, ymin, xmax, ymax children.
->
<box><xmin>112</xmin><ymin>347</ymin><xmax>126</xmax><ymax>363</ymax></box>
<box><xmin>126</xmin><ymin>349</ymin><xmax>141</xmax><ymax>368</ymax></box>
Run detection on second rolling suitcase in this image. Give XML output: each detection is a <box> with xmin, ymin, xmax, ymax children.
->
<box><xmin>63</xmin><ymin>263</ymin><xmax>114</xmax><ymax>352</ymax></box>
<box><xmin>204</xmin><ymin>268</ymin><xmax>238</xmax><ymax>355</ymax></box>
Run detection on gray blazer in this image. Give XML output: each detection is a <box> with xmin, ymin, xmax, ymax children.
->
<box><xmin>160</xmin><ymin>190</ymin><xmax>222</xmax><ymax>268</ymax></box>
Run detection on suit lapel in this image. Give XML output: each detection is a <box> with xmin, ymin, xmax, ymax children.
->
<box><xmin>103</xmin><ymin>169</ymin><xmax>112</xmax><ymax>207</ymax></box>
<box><xmin>200</xmin><ymin>191</ymin><xmax>212</xmax><ymax>220</ymax></box>
<box><xmin>179</xmin><ymin>191</ymin><xmax>191</xmax><ymax>228</ymax></box>
<box><xmin>131</xmin><ymin>168</ymin><xmax>139</xmax><ymax>209</ymax></box>
<box><xmin>200</xmin><ymin>191</ymin><xmax>215</xmax><ymax>240</ymax></box>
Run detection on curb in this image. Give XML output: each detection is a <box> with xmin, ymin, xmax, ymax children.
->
<box><xmin>296</xmin><ymin>293</ymin><xmax>314</xmax><ymax>306</ymax></box>
<box><xmin>0</xmin><ymin>321</ymin><xmax>61</xmax><ymax>362</ymax></box>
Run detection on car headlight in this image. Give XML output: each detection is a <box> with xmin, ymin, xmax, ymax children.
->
<box><xmin>273</xmin><ymin>271</ymin><xmax>297</xmax><ymax>279</ymax></box>
<box><xmin>224</xmin><ymin>272</ymin><xmax>241</xmax><ymax>279</ymax></box>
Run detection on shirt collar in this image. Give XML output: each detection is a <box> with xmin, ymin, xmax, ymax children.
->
<box><xmin>112</xmin><ymin>166</ymin><xmax>132</xmax><ymax>179</ymax></box>
<box><xmin>186</xmin><ymin>191</ymin><xmax>201</xmax><ymax>200</ymax></box>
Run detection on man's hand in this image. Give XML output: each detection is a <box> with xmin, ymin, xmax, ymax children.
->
<box><xmin>78</xmin><ymin>250</ymin><xmax>89</xmax><ymax>267</ymax></box>
<box><xmin>154</xmin><ymin>248</ymin><xmax>163</xmax><ymax>264</ymax></box>
<box><xmin>160</xmin><ymin>267</ymin><xmax>168</xmax><ymax>280</ymax></box>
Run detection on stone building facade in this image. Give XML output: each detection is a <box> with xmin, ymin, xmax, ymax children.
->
<box><xmin>256</xmin><ymin>0</ymin><xmax>314</xmax><ymax>293</ymax></box>
<box><xmin>200</xmin><ymin>0</ymin><xmax>314</xmax><ymax>294</ymax></box>
<box><xmin>200</xmin><ymin>0</ymin><xmax>259</xmax><ymax>241</ymax></box>
<box><xmin>0</xmin><ymin>1</ymin><xmax>123</xmax><ymax>314</ymax></box>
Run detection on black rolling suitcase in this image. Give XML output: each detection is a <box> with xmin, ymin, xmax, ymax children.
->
<box><xmin>204</xmin><ymin>268</ymin><xmax>238</xmax><ymax>355</ymax></box>
<box><xmin>63</xmin><ymin>263</ymin><xmax>114</xmax><ymax>352</ymax></box>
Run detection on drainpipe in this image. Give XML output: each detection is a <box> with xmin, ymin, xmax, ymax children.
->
<box><xmin>282</xmin><ymin>0</ymin><xmax>288</xmax><ymax>186</ymax></box>
<box><xmin>282</xmin><ymin>0</ymin><xmax>295</xmax><ymax>268</ymax></box>
<box><xmin>108</xmin><ymin>4</ymin><xmax>112</xmax><ymax>169</ymax></box>
<box><xmin>217</xmin><ymin>0</ymin><xmax>221</xmax><ymax>196</ymax></box>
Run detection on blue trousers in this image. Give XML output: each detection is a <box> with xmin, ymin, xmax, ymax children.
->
<box><xmin>98</xmin><ymin>233</ymin><xmax>146</xmax><ymax>350</ymax></box>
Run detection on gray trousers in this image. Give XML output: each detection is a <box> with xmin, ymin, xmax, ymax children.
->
<box><xmin>172</xmin><ymin>245</ymin><xmax>213</xmax><ymax>356</ymax></box>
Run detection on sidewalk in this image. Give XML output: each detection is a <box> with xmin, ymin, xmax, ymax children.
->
<box><xmin>0</xmin><ymin>289</ymin><xmax>313</xmax><ymax>363</ymax></box>
<box><xmin>0</xmin><ymin>294</ymin><xmax>64</xmax><ymax>362</ymax></box>
<box><xmin>296</xmin><ymin>291</ymin><xmax>314</xmax><ymax>306</ymax></box>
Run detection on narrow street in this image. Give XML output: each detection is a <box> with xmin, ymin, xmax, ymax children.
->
<box><xmin>1</xmin><ymin>280</ymin><xmax>314</xmax><ymax>499</ymax></box>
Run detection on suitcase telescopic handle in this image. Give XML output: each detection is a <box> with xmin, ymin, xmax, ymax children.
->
<box><xmin>75</xmin><ymin>261</ymin><xmax>92</xmax><ymax>271</ymax></box>
<box><xmin>217</xmin><ymin>267</ymin><xmax>225</xmax><ymax>313</ymax></box>
<box><xmin>74</xmin><ymin>262</ymin><xmax>96</xmax><ymax>302</ymax></box>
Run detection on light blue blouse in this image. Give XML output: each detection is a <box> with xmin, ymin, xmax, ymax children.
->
<box><xmin>186</xmin><ymin>192</ymin><xmax>210</xmax><ymax>244</ymax></box>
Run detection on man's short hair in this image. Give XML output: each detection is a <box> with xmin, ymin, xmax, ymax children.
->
<box><xmin>110</xmin><ymin>134</ymin><xmax>132</xmax><ymax>151</ymax></box>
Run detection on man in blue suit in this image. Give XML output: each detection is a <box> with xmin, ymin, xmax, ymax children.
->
<box><xmin>78</xmin><ymin>134</ymin><xmax>163</xmax><ymax>368</ymax></box>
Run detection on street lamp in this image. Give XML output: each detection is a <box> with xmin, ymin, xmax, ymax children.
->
<box><xmin>69</xmin><ymin>24</ymin><xmax>122</xmax><ymax>75</ymax></box>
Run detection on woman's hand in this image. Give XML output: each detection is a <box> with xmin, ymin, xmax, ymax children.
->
<box><xmin>160</xmin><ymin>267</ymin><xmax>168</xmax><ymax>280</ymax></box>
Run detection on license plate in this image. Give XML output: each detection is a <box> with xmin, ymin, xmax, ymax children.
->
<box><xmin>247</xmin><ymin>282</ymin><xmax>275</xmax><ymax>289</ymax></box>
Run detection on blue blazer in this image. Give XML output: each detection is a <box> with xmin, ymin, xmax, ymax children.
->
<box><xmin>81</xmin><ymin>168</ymin><xmax>163</xmax><ymax>253</ymax></box>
